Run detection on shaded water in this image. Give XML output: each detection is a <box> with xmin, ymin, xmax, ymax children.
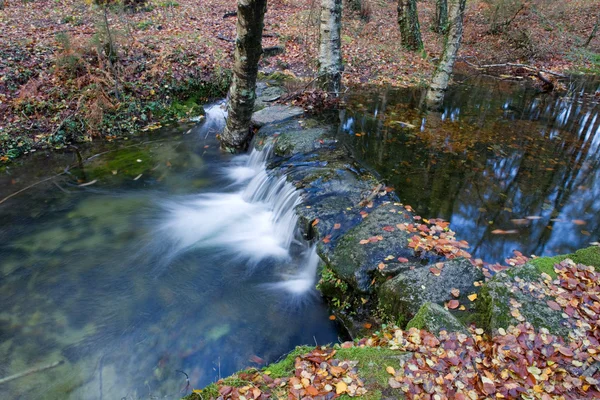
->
<box><xmin>341</xmin><ymin>75</ymin><xmax>600</xmax><ymax>264</ymax></box>
<box><xmin>0</xmin><ymin>106</ymin><xmax>338</xmax><ymax>399</ymax></box>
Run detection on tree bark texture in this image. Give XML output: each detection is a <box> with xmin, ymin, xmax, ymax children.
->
<box><xmin>318</xmin><ymin>0</ymin><xmax>343</xmax><ymax>93</ymax></box>
<box><xmin>397</xmin><ymin>0</ymin><xmax>423</xmax><ymax>51</ymax></box>
<box><xmin>434</xmin><ymin>0</ymin><xmax>448</xmax><ymax>34</ymax></box>
<box><xmin>426</xmin><ymin>0</ymin><xmax>466</xmax><ymax>105</ymax></box>
<box><xmin>221</xmin><ymin>0</ymin><xmax>267</xmax><ymax>152</ymax></box>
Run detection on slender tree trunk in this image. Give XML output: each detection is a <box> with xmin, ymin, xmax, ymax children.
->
<box><xmin>397</xmin><ymin>0</ymin><xmax>423</xmax><ymax>51</ymax></box>
<box><xmin>221</xmin><ymin>0</ymin><xmax>267</xmax><ymax>152</ymax></box>
<box><xmin>426</xmin><ymin>0</ymin><xmax>466</xmax><ymax>105</ymax></box>
<box><xmin>584</xmin><ymin>13</ymin><xmax>599</xmax><ymax>47</ymax></box>
<box><xmin>318</xmin><ymin>0</ymin><xmax>343</xmax><ymax>93</ymax></box>
<box><xmin>434</xmin><ymin>0</ymin><xmax>448</xmax><ymax>33</ymax></box>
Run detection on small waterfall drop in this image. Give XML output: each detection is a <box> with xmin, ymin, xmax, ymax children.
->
<box><xmin>158</xmin><ymin>108</ymin><xmax>319</xmax><ymax>294</ymax></box>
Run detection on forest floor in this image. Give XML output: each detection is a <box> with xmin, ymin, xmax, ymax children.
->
<box><xmin>1</xmin><ymin>0</ymin><xmax>599</xmax><ymax>161</ymax></box>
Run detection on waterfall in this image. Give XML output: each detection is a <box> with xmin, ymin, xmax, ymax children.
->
<box><xmin>158</xmin><ymin>107</ymin><xmax>319</xmax><ymax>294</ymax></box>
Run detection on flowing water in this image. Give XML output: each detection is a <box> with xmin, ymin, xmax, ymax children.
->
<box><xmin>0</xmin><ymin>105</ymin><xmax>338</xmax><ymax>399</ymax></box>
<box><xmin>340</xmin><ymin>74</ymin><xmax>600</xmax><ymax>264</ymax></box>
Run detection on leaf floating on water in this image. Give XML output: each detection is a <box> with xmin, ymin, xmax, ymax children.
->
<box><xmin>311</xmin><ymin>219</ymin><xmax>320</xmax><ymax>226</ymax></box>
<box><xmin>382</xmin><ymin>225</ymin><xmax>395</xmax><ymax>232</ymax></box>
<box><xmin>429</xmin><ymin>267</ymin><xmax>441</xmax><ymax>276</ymax></box>
<box><xmin>525</xmin><ymin>215</ymin><xmax>542</xmax><ymax>220</ymax></box>
<box><xmin>491</xmin><ymin>229</ymin><xmax>518</xmax><ymax>235</ymax></box>
<box><xmin>397</xmin><ymin>257</ymin><xmax>409</xmax><ymax>263</ymax></box>
<box><xmin>451</xmin><ymin>288</ymin><xmax>460</xmax><ymax>297</ymax></box>
<box><xmin>333</xmin><ymin>223</ymin><xmax>341</xmax><ymax>229</ymax></box>
<box><xmin>467</xmin><ymin>294</ymin><xmax>478</xmax><ymax>302</ymax></box>
<box><xmin>329</xmin><ymin>315</ymin><xmax>336</xmax><ymax>320</ymax></box>
<box><xmin>78</xmin><ymin>179</ymin><xmax>97</xmax><ymax>187</ymax></box>
<box><xmin>447</xmin><ymin>300</ymin><xmax>459</xmax><ymax>309</ymax></box>
<box><xmin>510</xmin><ymin>218</ymin><xmax>529</xmax><ymax>225</ymax></box>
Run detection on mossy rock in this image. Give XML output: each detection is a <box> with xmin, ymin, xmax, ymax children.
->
<box><xmin>529</xmin><ymin>246</ymin><xmax>600</xmax><ymax>278</ymax></box>
<box><xmin>378</xmin><ymin>258</ymin><xmax>484</xmax><ymax>327</ymax></box>
<box><xmin>406</xmin><ymin>302</ymin><xmax>469</xmax><ymax>335</ymax></box>
<box><xmin>476</xmin><ymin>263</ymin><xmax>571</xmax><ymax>337</ymax></box>
<box><xmin>328</xmin><ymin>202</ymin><xmax>422</xmax><ymax>292</ymax></box>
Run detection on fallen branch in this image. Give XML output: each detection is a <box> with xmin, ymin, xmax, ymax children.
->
<box><xmin>216</xmin><ymin>34</ymin><xmax>235</xmax><ymax>43</ymax></box>
<box><xmin>459</xmin><ymin>58</ymin><xmax>567</xmax><ymax>78</ymax></box>
<box><xmin>222</xmin><ymin>11</ymin><xmax>237</xmax><ymax>18</ymax></box>
<box><xmin>0</xmin><ymin>360</ymin><xmax>64</xmax><ymax>385</ymax></box>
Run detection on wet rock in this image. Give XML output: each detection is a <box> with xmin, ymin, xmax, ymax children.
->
<box><xmin>327</xmin><ymin>202</ymin><xmax>427</xmax><ymax>292</ymax></box>
<box><xmin>477</xmin><ymin>263</ymin><xmax>571</xmax><ymax>337</ymax></box>
<box><xmin>254</xmin><ymin>83</ymin><xmax>286</xmax><ymax>111</ymax></box>
<box><xmin>378</xmin><ymin>258</ymin><xmax>484</xmax><ymax>327</ymax></box>
<box><xmin>251</xmin><ymin>105</ymin><xmax>303</xmax><ymax>127</ymax></box>
<box><xmin>406</xmin><ymin>302</ymin><xmax>469</xmax><ymax>335</ymax></box>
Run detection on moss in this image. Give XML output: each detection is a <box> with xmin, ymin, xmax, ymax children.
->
<box><xmin>528</xmin><ymin>246</ymin><xmax>600</xmax><ymax>279</ymax></box>
<box><xmin>263</xmin><ymin>345</ymin><xmax>313</xmax><ymax>378</ymax></box>
<box><xmin>528</xmin><ymin>255</ymin><xmax>567</xmax><ymax>278</ymax></box>
<box><xmin>336</xmin><ymin>346</ymin><xmax>407</xmax><ymax>400</ymax></box>
<box><xmin>406</xmin><ymin>302</ymin><xmax>468</xmax><ymax>334</ymax></box>
<box><xmin>569</xmin><ymin>246</ymin><xmax>600</xmax><ymax>268</ymax></box>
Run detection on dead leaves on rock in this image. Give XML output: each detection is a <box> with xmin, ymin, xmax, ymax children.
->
<box><xmin>205</xmin><ymin>348</ymin><xmax>366</xmax><ymax>400</ymax></box>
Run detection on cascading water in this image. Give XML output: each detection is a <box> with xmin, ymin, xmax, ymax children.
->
<box><xmin>159</xmin><ymin>104</ymin><xmax>319</xmax><ymax>294</ymax></box>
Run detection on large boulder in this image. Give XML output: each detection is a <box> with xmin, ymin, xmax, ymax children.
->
<box><xmin>379</xmin><ymin>258</ymin><xmax>484</xmax><ymax>327</ymax></box>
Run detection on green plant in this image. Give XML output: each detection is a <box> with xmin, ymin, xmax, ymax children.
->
<box><xmin>135</xmin><ymin>20</ymin><xmax>153</xmax><ymax>30</ymax></box>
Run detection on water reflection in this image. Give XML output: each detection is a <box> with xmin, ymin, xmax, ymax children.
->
<box><xmin>0</xmin><ymin>113</ymin><xmax>338</xmax><ymax>399</ymax></box>
<box><xmin>341</xmin><ymin>75</ymin><xmax>600</xmax><ymax>264</ymax></box>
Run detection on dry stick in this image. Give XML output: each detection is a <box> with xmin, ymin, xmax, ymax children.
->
<box><xmin>0</xmin><ymin>360</ymin><xmax>64</xmax><ymax>385</ymax></box>
<box><xmin>459</xmin><ymin>58</ymin><xmax>567</xmax><ymax>78</ymax></box>
<box><xmin>584</xmin><ymin>14</ymin><xmax>600</xmax><ymax>47</ymax></box>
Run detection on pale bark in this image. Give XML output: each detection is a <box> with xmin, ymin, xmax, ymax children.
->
<box><xmin>221</xmin><ymin>0</ymin><xmax>267</xmax><ymax>152</ymax></box>
<box><xmin>434</xmin><ymin>0</ymin><xmax>448</xmax><ymax>34</ymax></box>
<box><xmin>397</xmin><ymin>0</ymin><xmax>423</xmax><ymax>51</ymax></box>
<box><xmin>426</xmin><ymin>0</ymin><xmax>466</xmax><ymax>105</ymax></box>
<box><xmin>317</xmin><ymin>0</ymin><xmax>343</xmax><ymax>93</ymax></box>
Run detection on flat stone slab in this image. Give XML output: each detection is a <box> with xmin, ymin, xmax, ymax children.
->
<box><xmin>251</xmin><ymin>105</ymin><xmax>304</xmax><ymax>127</ymax></box>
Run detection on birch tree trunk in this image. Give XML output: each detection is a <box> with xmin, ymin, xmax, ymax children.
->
<box><xmin>426</xmin><ymin>0</ymin><xmax>466</xmax><ymax>105</ymax></box>
<box><xmin>221</xmin><ymin>0</ymin><xmax>267</xmax><ymax>152</ymax></box>
<box><xmin>318</xmin><ymin>0</ymin><xmax>343</xmax><ymax>93</ymax></box>
<box><xmin>397</xmin><ymin>0</ymin><xmax>423</xmax><ymax>51</ymax></box>
<box><xmin>434</xmin><ymin>0</ymin><xmax>448</xmax><ymax>34</ymax></box>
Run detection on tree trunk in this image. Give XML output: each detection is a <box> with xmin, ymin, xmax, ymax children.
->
<box><xmin>318</xmin><ymin>0</ymin><xmax>343</xmax><ymax>93</ymax></box>
<box><xmin>221</xmin><ymin>0</ymin><xmax>267</xmax><ymax>152</ymax></box>
<box><xmin>397</xmin><ymin>0</ymin><xmax>423</xmax><ymax>51</ymax></box>
<box><xmin>584</xmin><ymin>13</ymin><xmax>599</xmax><ymax>47</ymax></box>
<box><xmin>426</xmin><ymin>0</ymin><xmax>466</xmax><ymax>105</ymax></box>
<box><xmin>434</xmin><ymin>0</ymin><xmax>448</xmax><ymax>34</ymax></box>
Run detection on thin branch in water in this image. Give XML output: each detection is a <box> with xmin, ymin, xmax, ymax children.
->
<box><xmin>176</xmin><ymin>370</ymin><xmax>190</xmax><ymax>394</ymax></box>
<box><xmin>0</xmin><ymin>360</ymin><xmax>64</xmax><ymax>385</ymax></box>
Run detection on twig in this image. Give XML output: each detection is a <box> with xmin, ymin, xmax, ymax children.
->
<box><xmin>216</xmin><ymin>34</ymin><xmax>235</xmax><ymax>43</ymax></box>
<box><xmin>0</xmin><ymin>360</ymin><xmax>64</xmax><ymax>385</ymax></box>
<box><xmin>176</xmin><ymin>370</ymin><xmax>190</xmax><ymax>394</ymax></box>
<box><xmin>222</xmin><ymin>11</ymin><xmax>237</xmax><ymax>18</ymax></box>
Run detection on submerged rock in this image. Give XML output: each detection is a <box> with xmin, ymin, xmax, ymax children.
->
<box><xmin>379</xmin><ymin>258</ymin><xmax>484</xmax><ymax>327</ymax></box>
<box><xmin>406</xmin><ymin>302</ymin><xmax>469</xmax><ymax>335</ymax></box>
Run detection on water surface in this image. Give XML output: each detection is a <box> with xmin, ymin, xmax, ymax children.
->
<box><xmin>0</xmin><ymin>107</ymin><xmax>338</xmax><ymax>400</ymax></box>
<box><xmin>341</xmin><ymin>75</ymin><xmax>600</xmax><ymax>264</ymax></box>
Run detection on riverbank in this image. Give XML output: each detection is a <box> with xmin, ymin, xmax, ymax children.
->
<box><xmin>181</xmin><ymin>100</ymin><xmax>600</xmax><ymax>399</ymax></box>
<box><xmin>1</xmin><ymin>0</ymin><xmax>598</xmax><ymax>162</ymax></box>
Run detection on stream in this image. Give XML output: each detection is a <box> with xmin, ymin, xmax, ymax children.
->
<box><xmin>1</xmin><ymin>75</ymin><xmax>600</xmax><ymax>399</ymax></box>
<box><xmin>0</xmin><ymin>105</ymin><xmax>338</xmax><ymax>400</ymax></box>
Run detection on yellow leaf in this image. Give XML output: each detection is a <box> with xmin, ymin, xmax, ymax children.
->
<box><xmin>467</xmin><ymin>294</ymin><xmax>478</xmax><ymax>301</ymax></box>
<box><xmin>336</xmin><ymin>381</ymin><xmax>348</xmax><ymax>394</ymax></box>
<box><xmin>386</xmin><ymin>366</ymin><xmax>396</xmax><ymax>375</ymax></box>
